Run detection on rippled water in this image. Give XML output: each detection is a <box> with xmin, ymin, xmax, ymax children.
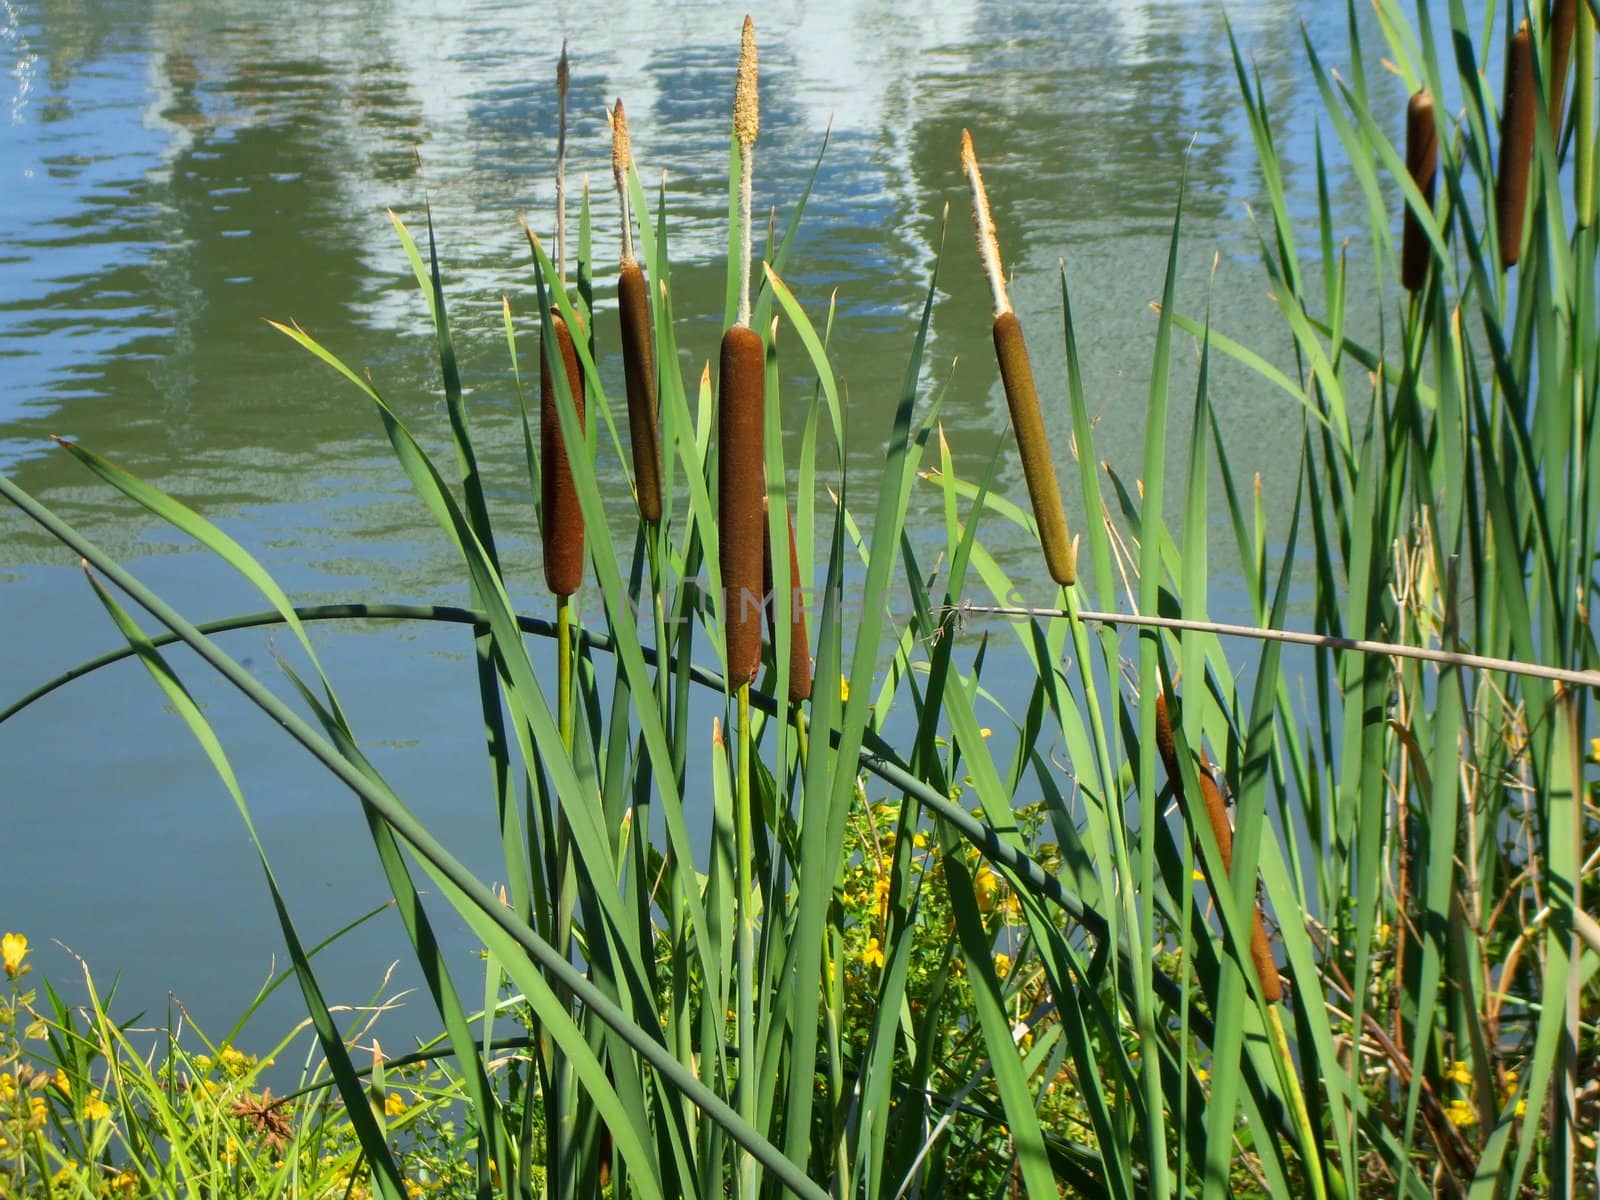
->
<box><xmin>1</xmin><ymin>0</ymin><xmax>1396</xmax><ymax>1034</ymax></box>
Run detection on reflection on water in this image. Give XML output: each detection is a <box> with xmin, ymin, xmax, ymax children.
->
<box><xmin>1</xmin><ymin>0</ymin><xmax>1389</xmax><ymax>1032</ymax></box>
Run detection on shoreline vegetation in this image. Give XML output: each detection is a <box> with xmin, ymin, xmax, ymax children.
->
<box><xmin>3</xmin><ymin>2</ymin><xmax>1598</xmax><ymax>1196</ymax></box>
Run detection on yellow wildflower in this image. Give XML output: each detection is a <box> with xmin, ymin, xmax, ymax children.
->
<box><xmin>862</xmin><ymin>937</ymin><xmax>884</xmax><ymax>969</ymax></box>
<box><xmin>1445</xmin><ymin>1059</ymin><xmax>1473</xmax><ymax>1087</ymax></box>
<box><xmin>993</xmin><ymin>952</ymin><xmax>1012</xmax><ymax>978</ymax></box>
<box><xmin>1195</xmin><ymin>1067</ymin><xmax>1210</xmax><ymax>1083</ymax></box>
<box><xmin>979</xmin><ymin>727</ymin><xmax>992</xmax><ymax>738</ymax></box>
<box><xmin>873</xmin><ymin>875</ymin><xmax>891</xmax><ymax>916</ymax></box>
<box><xmin>1589</xmin><ymin>737</ymin><xmax>1600</xmax><ymax>764</ymax></box>
<box><xmin>839</xmin><ymin>675</ymin><xmax>850</xmax><ymax>702</ymax></box>
<box><xmin>84</xmin><ymin>1092</ymin><xmax>112</xmax><ymax>1121</ymax></box>
<box><xmin>111</xmin><ymin>1169</ymin><xmax>138</xmax><ymax>1196</ymax></box>
<box><xmin>384</xmin><ymin>1091</ymin><xmax>408</xmax><ymax>1118</ymax></box>
<box><xmin>1443</xmin><ymin>1098</ymin><xmax>1476</xmax><ymax>1128</ymax></box>
<box><xmin>54</xmin><ymin>1069</ymin><xmax>70</xmax><ymax>1095</ymax></box>
<box><xmin>219</xmin><ymin>1046</ymin><xmax>253</xmax><ymax>1077</ymax></box>
<box><xmin>405</xmin><ymin>1182</ymin><xmax>425</xmax><ymax>1199</ymax></box>
<box><xmin>972</xmin><ymin>866</ymin><xmax>998</xmax><ymax>913</ymax></box>
<box><xmin>2</xmin><ymin>932</ymin><xmax>29</xmax><ymax>979</ymax></box>
<box><xmin>0</xmin><ymin>1072</ymin><xmax>15</xmax><ymax>1101</ymax></box>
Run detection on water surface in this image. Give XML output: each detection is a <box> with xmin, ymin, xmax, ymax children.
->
<box><xmin>1</xmin><ymin>0</ymin><xmax>1396</xmax><ymax>1037</ymax></box>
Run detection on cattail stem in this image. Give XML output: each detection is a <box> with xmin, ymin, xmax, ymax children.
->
<box><xmin>1498</xmin><ymin>20</ymin><xmax>1536</xmax><ymax>270</ymax></box>
<box><xmin>963</xmin><ymin>130</ymin><xmax>1077</xmax><ymax>586</ymax></box>
<box><xmin>734</xmin><ymin>681</ymin><xmax>757</xmax><ymax>1199</ymax></box>
<box><xmin>556</xmin><ymin>41</ymin><xmax>570</xmax><ymax>285</ymax></box>
<box><xmin>1401</xmin><ymin>90</ymin><xmax>1439</xmax><ymax>292</ymax></box>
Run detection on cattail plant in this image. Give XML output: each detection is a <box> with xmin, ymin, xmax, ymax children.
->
<box><xmin>720</xmin><ymin>15</ymin><xmax>766</xmax><ymax>688</ymax></box>
<box><xmin>960</xmin><ymin>130</ymin><xmax>1076</xmax><ymax>587</ymax></box>
<box><xmin>1153</xmin><ymin>694</ymin><xmax>1280</xmax><ymax>1003</ymax></box>
<box><xmin>763</xmin><ymin>499</ymin><xmax>812</xmax><ymax>703</ymax></box>
<box><xmin>541</xmin><ymin>42</ymin><xmax>586</xmax><ymax>602</ymax></box>
<box><xmin>1498</xmin><ymin>19</ymin><xmax>1536</xmax><ymax>270</ymax></box>
<box><xmin>1401</xmin><ymin>90</ymin><xmax>1438</xmax><ymax>293</ymax></box>
<box><xmin>611</xmin><ymin>99</ymin><xmax>663</xmax><ymax>524</ymax></box>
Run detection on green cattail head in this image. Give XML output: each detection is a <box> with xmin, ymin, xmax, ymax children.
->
<box><xmin>963</xmin><ymin>130</ymin><xmax>1076</xmax><ymax>587</ymax></box>
<box><xmin>1498</xmin><ymin>20</ymin><xmax>1536</xmax><ymax>269</ymax></box>
<box><xmin>619</xmin><ymin>262</ymin><xmax>662</xmax><ymax>523</ymax></box>
<box><xmin>540</xmin><ymin>313</ymin><xmax>586</xmax><ymax>597</ymax></box>
<box><xmin>1401</xmin><ymin>90</ymin><xmax>1439</xmax><ymax>292</ymax></box>
<box><xmin>763</xmin><ymin>503</ymin><xmax>812</xmax><ymax>704</ymax></box>
<box><xmin>719</xmin><ymin>323</ymin><xmax>766</xmax><ymax>685</ymax></box>
<box><xmin>1154</xmin><ymin>694</ymin><xmax>1281</xmax><ymax>1003</ymax></box>
<box><xmin>1550</xmin><ymin>0</ymin><xmax>1578</xmax><ymax>139</ymax></box>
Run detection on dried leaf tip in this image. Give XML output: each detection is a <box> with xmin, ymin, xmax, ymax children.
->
<box><xmin>961</xmin><ymin>129</ymin><xmax>1011</xmax><ymax>316</ymax></box>
<box><xmin>611</xmin><ymin>99</ymin><xmax>633</xmax><ymax>178</ymax></box>
<box><xmin>557</xmin><ymin>40</ymin><xmax>570</xmax><ymax>97</ymax></box>
<box><xmin>734</xmin><ymin>16</ymin><xmax>759</xmax><ymax>148</ymax></box>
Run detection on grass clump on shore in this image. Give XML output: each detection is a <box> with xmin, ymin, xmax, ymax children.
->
<box><xmin>3</xmin><ymin>3</ymin><xmax>1598</xmax><ymax>1197</ymax></box>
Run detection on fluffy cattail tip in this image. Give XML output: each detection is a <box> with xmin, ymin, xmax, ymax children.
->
<box><xmin>611</xmin><ymin>99</ymin><xmax>633</xmax><ymax>176</ymax></box>
<box><xmin>734</xmin><ymin>16</ymin><xmax>759</xmax><ymax>147</ymax></box>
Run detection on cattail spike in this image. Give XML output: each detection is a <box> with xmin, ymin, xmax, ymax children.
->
<box><xmin>992</xmin><ymin>311</ymin><xmax>1076</xmax><ymax>586</ymax></box>
<box><xmin>541</xmin><ymin>314</ymin><xmax>586</xmax><ymax>596</ymax></box>
<box><xmin>734</xmin><ymin>16</ymin><xmax>759</xmax><ymax>149</ymax></box>
<box><xmin>1551</xmin><ymin>0</ymin><xmax>1578</xmax><ymax>140</ymax></box>
<box><xmin>763</xmin><ymin>503</ymin><xmax>812</xmax><ymax>704</ymax></box>
<box><xmin>1498</xmin><ymin>20</ymin><xmax>1536</xmax><ymax>270</ymax></box>
<box><xmin>734</xmin><ymin>17</ymin><xmax>759</xmax><ymax>327</ymax></box>
<box><xmin>961</xmin><ymin>130</ymin><xmax>1011</xmax><ymax>316</ymax></box>
<box><xmin>1401</xmin><ymin>90</ymin><xmax>1439</xmax><ymax>292</ymax></box>
<box><xmin>611</xmin><ymin>99</ymin><xmax>636</xmax><ymax>265</ymax></box>
<box><xmin>719</xmin><ymin>324</ymin><xmax>766</xmax><ymax>684</ymax></box>
<box><xmin>619</xmin><ymin>261</ymin><xmax>662</xmax><ymax>522</ymax></box>
<box><xmin>1154</xmin><ymin>694</ymin><xmax>1282</xmax><ymax>1003</ymax></box>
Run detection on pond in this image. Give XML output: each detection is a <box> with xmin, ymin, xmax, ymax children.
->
<box><xmin>1</xmin><ymin>0</ymin><xmax>1388</xmax><ymax>1041</ymax></box>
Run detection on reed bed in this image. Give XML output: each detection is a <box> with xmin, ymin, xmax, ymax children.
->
<box><xmin>2</xmin><ymin>3</ymin><xmax>1596</xmax><ymax>1198</ymax></box>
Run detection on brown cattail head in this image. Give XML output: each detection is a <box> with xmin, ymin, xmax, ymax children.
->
<box><xmin>1401</xmin><ymin>90</ymin><xmax>1439</xmax><ymax>292</ymax></box>
<box><xmin>1550</xmin><ymin>0</ymin><xmax>1578</xmax><ymax>140</ymax></box>
<box><xmin>719</xmin><ymin>323</ymin><xmax>766</xmax><ymax>685</ymax></box>
<box><xmin>734</xmin><ymin>16</ymin><xmax>759</xmax><ymax>149</ymax></box>
<box><xmin>763</xmin><ymin>502</ymin><xmax>812</xmax><ymax>704</ymax></box>
<box><xmin>618</xmin><ymin>261</ymin><xmax>662</xmax><ymax>523</ymax></box>
<box><xmin>1498</xmin><ymin>20</ymin><xmax>1537</xmax><ymax>269</ymax></box>
<box><xmin>540</xmin><ymin>313</ymin><xmax>586</xmax><ymax>596</ymax></box>
<box><xmin>1154</xmin><ymin>693</ymin><xmax>1281</xmax><ymax>1003</ymax></box>
<box><xmin>992</xmin><ymin>311</ymin><xmax>1076</xmax><ymax>586</ymax></box>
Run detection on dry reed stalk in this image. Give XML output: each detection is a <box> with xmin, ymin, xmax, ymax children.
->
<box><xmin>1498</xmin><ymin>20</ymin><xmax>1537</xmax><ymax>269</ymax></box>
<box><xmin>720</xmin><ymin>17</ymin><xmax>767</xmax><ymax>685</ymax></box>
<box><xmin>1401</xmin><ymin>90</ymin><xmax>1438</xmax><ymax>292</ymax></box>
<box><xmin>540</xmin><ymin>313</ymin><xmax>586</xmax><ymax>597</ymax></box>
<box><xmin>763</xmin><ymin>501</ymin><xmax>812</xmax><ymax>703</ymax></box>
<box><xmin>611</xmin><ymin>99</ymin><xmax>663</xmax><ymax>522</ymax></box>
<box><xmin>960</xmin><ymin>130</ymin><xmax>1077</xmax><ymax>587</ymax></box>
<box><xmin>1154</xmin><ymin>693</ymin><xmax>1282</xmax><ymax>1003</ymax></box>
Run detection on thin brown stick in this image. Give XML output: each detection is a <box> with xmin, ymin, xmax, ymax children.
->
<box><xmin>935</xmin><ymin>601</ymin><xmax>1600</xmax><ymax>688</ymax></box>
